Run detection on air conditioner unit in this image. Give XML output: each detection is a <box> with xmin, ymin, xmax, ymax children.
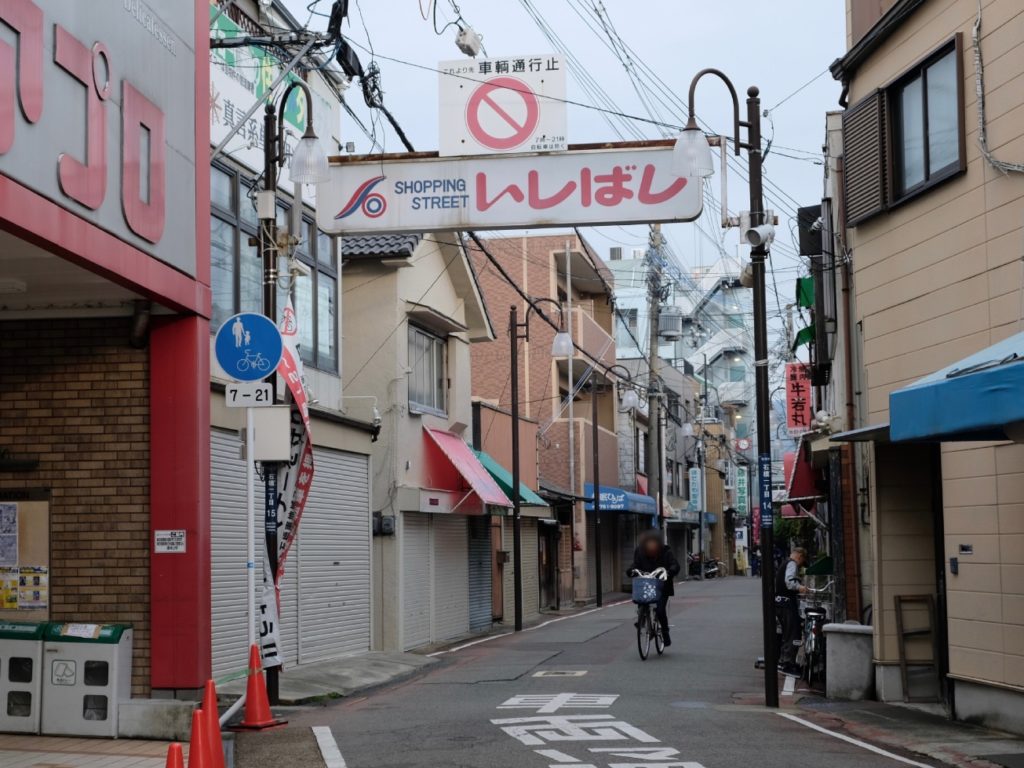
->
<box><xmin>609</xmin><ymin>247</ymin><xmax>623</xmax><ymax>261</ymax></box>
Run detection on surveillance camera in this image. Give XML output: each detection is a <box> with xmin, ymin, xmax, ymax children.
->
<box><xmin>744</xmin><ymin>224</ymin><xmax>775</xmax><ymax>247</ymax></box>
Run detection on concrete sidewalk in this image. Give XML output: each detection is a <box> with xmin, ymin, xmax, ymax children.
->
<box><xmin>796</xmin><ymin>696</ymin><xmax>1024</xmax><ymax>768</ymax></box>
<box><xmin>0</xmin><ymin>734</ymin><xmax>185</xmax><ymax>768</ymax></box>
<box><xmin>221</xmin><ymin>651</ymin><xmax>438</xmax><ymax>705</ymax></box>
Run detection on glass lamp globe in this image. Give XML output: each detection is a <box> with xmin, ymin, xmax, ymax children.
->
<box><xmin>550</xmin><ymin>331</ymin><xmax>574</xmax><ymax>358</ymax></box>
<box><xmin>671</xmin><ymin>126</ymin><xmax>714</xmax><ymax>179</ymax></box>
<box><xmin>620</xmin><ymin>388</ymin><xmax>640</xmax><ymax>411</ymax></box>
<box><xmin>289</xmin><ymin>128</ymin><xmax>330</xmax><ymax>184</ymax></box>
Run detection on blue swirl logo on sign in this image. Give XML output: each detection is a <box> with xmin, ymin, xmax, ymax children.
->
<box><xmin>214</xmin><ymin>313</ymin><xmax>283</xmax><ymax>382</ymax></box>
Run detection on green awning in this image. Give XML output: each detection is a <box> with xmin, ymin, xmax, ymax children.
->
<box><xmin>792</xmin><ymin>324</ymin><xmax>815</xmax><ymax>352</ymax></box>
<box><xmin>473</xmin><ymin>450</ymin><xmax>548</xmax><ymax>507</ymax></box>
<box><xmin>796</xmin><ymin>276</ymin><xmax>815</xmax><ymax>309</ymax></box>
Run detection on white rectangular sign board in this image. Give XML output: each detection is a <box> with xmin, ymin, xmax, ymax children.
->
<box><xmin>317</xmin><ymin>145</ymin><xmax>702</xmax><ymax>234</ymax></box>
<box><xmin>439</xmin><ymin>55</ymin><xmax>567</xmax><ymax>156</ymax></box>
<box><xmin>154</xmin><ymin>530</ymin><xmax>186</xmax><ymax>554</ymax></box>
<box><xmin>226</xmin><ymin>382</ymin><xmax>274</xmax><ymax>408</ymax></box>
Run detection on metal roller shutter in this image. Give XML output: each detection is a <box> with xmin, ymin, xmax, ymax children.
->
<box><xmin>619</xmin><ymin>515</ymin><xmax>637</xmax><ymax>592</ymax></box>
<box><xmin>467</xmin><ymin>517</ymin><xmax>492</xmax><ymax>632</ymax></box>
<box><xmin>402</xmin><ymin>512</ymin><xmax>431</xmax><ymax>650</ymax></box>
<box><xmin>431</xmin><ymin>515</ymin><xmax>469</xmax><ymax>643</ymax></box>
<box><xmin>601</xmin><ymin>513</ymin><xmax>618</xmax><ymax>597</ymax></box>
<box><xmin>212</xmin><ymin>430</ymin><xmax>371</xmax><ymax>673</ymax></box>
<box><xmin>521</xmin><ymin>519</ymin><xmax>540</xmax><ymax>621</ymax></box>
<box><xmin>296</xmin><ymin>447</ymin><xmax>371</xmax><ymax>663</ymax></box>
<box><xmin>210</xmin><ymin>429</ymin><xmax>252</xmax><ymax>680</ymax></box>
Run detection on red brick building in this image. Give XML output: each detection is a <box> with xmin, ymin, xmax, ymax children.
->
<box><xmin>469</xmin><ymin>233</ymin><xmax>652</xmax><ymax>604</ymax></box>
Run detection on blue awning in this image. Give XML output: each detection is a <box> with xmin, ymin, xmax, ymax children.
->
<box><xmin>583</xmin><ymin>484</ymin><xmax>657</xmax><ymax>515</ymax></box>
<box><xmin>890</xmin><ymin>332</ymin><xmax>1024</xmax><ymax>442</ymax></box>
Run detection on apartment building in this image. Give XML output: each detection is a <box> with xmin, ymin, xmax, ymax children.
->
<box><xmin>828</xmin><ymin>0</ymin><xmax>1024</xmax><ymax>732</ymax></box>
<box><xmin>469</xmin><ymin>233</ymin><xmax>656</xmax><ymax>605</ymax></box>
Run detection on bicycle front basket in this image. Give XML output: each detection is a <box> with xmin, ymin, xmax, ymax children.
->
<box><xmin>632</xmin><ymin>577</ymin><xmax>662</xmax><ymax>605</ymax></box>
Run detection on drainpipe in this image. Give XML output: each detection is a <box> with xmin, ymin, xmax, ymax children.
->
<box><xmin>836</xmin><ymin>155</ymin><xmax>863</xmax><ymax>618</ymax></box>
<box><xmin>128</xmin><ymin>300</ymin><xmax>151</xmax><ymax>349</ymax></box>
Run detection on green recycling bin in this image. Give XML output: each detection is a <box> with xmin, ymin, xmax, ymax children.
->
<box><xmin>0</xmin><ymin>621</ymin><xmax>46</xmax><ymax>734</ymax></box>
<box><xmin>40</xmin><ymin>623</ymin><xmax>133</xmax><ymax>737</ymax></box>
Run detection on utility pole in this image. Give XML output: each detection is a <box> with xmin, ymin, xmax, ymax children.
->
<box><xmin>746</xmin><ymin>86</ymin><xmax>780</xmax><ymax>709</ymax></box>
<box><xmin>259</xmin><ymin>101</ymin><xmax>281</xmax><ymax>705</ymax></box>
<box><xmin>645</xmin><ymin>224</ymin><xmax>664</xmax><ymax>528</ymax></box>
<box><xmin>509</xmin><ymin>305</ymin><xmax>524</xmax><ymax>632</ymax></box>
<box><xmin>698</xmin><ymin>354</ymin><xmax>708</xmax><ymax>580</ymax></box>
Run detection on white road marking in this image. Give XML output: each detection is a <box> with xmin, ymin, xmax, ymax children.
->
<box><xmin>498</xmin><ymin>693</ymin><xmax>618</xmax><ymax>713</ymax></box>
<box><xmin>777</xmin><ymin>713</ymin><xmax>934</xmax><ymax>767</ymax></box>
<box><xmin>313</xmin><ymin>725</ymin><xmax>347</xmax><ymax>768</ymax></box>
<box><xmin>781</xmin><ymin>675</ymin><xmax>796</xmax><ymax>696</ymax></box>
<box><xmin>534</xmin><ymin>670</ymin><xmax>588</xmax><ymax>678</ymax></box>
<box><xmin>427</xmin><ymin>600</ymin><xmax>631</xmax><ymax>656</ymax></box>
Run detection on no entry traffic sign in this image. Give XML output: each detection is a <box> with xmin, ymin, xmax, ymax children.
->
<box><xmin>439</xmin><ymin>54</ymin><xmax>567</xmax><ymax>157</ymax></box>
<box><xmin>465</xmin><ymin>77</ymin><xmax>539</xmax><ymax>151</ymax></box>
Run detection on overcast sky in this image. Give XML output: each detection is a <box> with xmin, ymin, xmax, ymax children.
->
<box><xmin>283</xmin><ymin>0</ymin><xmax>847</xmax><ymax>339</ymax></box>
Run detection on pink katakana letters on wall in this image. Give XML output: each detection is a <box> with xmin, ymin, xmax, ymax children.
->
<box><xmin>53</xmin><ymin>24</ymin><xmax>108</xmax><ymax>210</ymax></box>
<box><xmin>121</xmin><ymin>81</ymin><xmax>166</xmax><ymax>243</ymax></box>
<box><xmin>0</xmin><ymin>0</ymin><xmax>44</xmax><ymax>154</ymax></box>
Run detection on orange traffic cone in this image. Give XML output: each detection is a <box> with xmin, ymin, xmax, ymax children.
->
<box><xmin>165</xmin><ymin>743</ymin><xmax>185</xmax><ymax>768</ymax></box>
<box><xmin>188</xmin><ymin>709</ymin><xmax>211</xmax><ymax>768</ymax></box>
<box><xmin>234</xmin><ymin>644</ymin><xmax>286</xmax><ymax>730</ymax></box>
<box><xmin>202</xmin><ymin>680</ymin><xmax>225</xmax><ymax>768</ymax></box>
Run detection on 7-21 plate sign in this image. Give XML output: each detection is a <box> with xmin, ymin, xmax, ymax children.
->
<box><xmin>316</xmin><ymin>145</ymin><xmax>703</xmax><ymax>235</ymax></box>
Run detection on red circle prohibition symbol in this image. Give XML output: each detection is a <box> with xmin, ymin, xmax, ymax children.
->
<box><xmin>465</xmin><ymin>76</ymin><xmax>539</xmax><ymax>151</ymax></box>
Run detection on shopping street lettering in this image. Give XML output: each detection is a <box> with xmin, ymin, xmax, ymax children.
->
<box><xmin>490</xmin><ymin>693</ymin><xmax>706</xmax><ymax>768</ymax></box>
<box><xmin>318</xmin><ymin>145</ymin><xmax>704</xmax><ymax>235</ymax></box>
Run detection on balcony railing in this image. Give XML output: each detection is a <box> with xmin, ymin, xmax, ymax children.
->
<box><xmin>572</xmin><ymin>305</ymin><xmax>615</xmax><ymax>369</ymax></box>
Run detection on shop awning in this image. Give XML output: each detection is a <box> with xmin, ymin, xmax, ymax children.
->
<box><xmin>779</xmin><ymin>443</ymin><xmax>823</xmax><ymax>519</ymax></box>
<box><xmin>472</xmin><ymin>449</ymin><xmax>548</xmax><ymax>507</ymax></box>
<box><xmin>583</xmin><ymin>483</ymin><xmax>657</xmax><ymax>515</ymax></box>
<box><xmin>890</xmin><ymin>331</ymin><xmax>1024</xmax><ymax>442</ymax></box>
<box><xmin>424</xmin><ymin>428</ymin><xmax>511</xmax><ymax>508</ymax></box>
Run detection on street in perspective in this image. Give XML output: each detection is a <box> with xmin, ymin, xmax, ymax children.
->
<box><xmin>1</xmin><ymin>1</ymin><xmax>1023</xmax><ymax>768</ymax></box>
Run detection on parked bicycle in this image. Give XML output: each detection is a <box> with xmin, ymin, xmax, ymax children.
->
<box><xmin>800</xmin><ymin>579</ymin><xmax>834</xmax><ymax>686</ymax></box>
<box><xmin>630</xmin><ymin>567</ymin><xmax>668</xmax><ymax>660</ymax></box>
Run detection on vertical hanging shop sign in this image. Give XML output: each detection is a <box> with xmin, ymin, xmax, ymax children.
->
<box><xmin>785</xmin><ymin>362</ymin><xmax>813</xmax><ymax>432</ymax></box>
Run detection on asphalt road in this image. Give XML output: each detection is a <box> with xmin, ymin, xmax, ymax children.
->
<box><xmin>238</xmin><ymin>577</ymin><xmax>940</xmax><ymax>768</ymax></box>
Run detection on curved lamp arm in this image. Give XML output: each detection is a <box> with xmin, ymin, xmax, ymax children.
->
<box><xmin>272</xmin><ymin>80</ymin><xmax>317</xmax><ymax>167</ymax></box>
<box><xmin>526</xmin><ymin>296</ymin><xmax>568</xmax><ymax>332</ymax></box>
<box><xmin>686</xmin><ymin>68</ymin><xmax>746</xmax><ymax>155</ymax></box>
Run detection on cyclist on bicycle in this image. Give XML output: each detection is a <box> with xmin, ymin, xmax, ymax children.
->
<box><xmin>627</xmin><ymin>530</ymin><xmax>680</xmax><ymax>646</ymax></box>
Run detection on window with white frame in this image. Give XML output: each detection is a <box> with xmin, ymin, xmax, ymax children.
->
<box><xmin>616</xmin><ymin>308</ymin><xmax>639</xmax><ymax>348</ymax></box>
<box><xmin>408</xmin><ymin>325</ymin><xmax>447</xmax><ymax>414</ymax></box>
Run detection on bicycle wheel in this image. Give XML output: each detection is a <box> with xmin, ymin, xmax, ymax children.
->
<box><xmin>256</xmin><ymin>355</ymin><xmax>272</xmax><ymax>372</ymax></box>
<box><xmin>654</xmin><ymin>617</ymin><xmax>665</xmax><ymax>655</ymax></box>
<box><xmin>636</xmin><ymin>607</ymin><xmax>651</xmax><ymax>660</ymax></box>
<box><xmin>237</xmin><ymin>358</ymin><xmax>250</xmax><ymax>373</ymax></box>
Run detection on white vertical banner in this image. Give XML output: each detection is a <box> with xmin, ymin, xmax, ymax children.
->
<box><xmin>258</xmin><ymin>300</ymin><xmax>315</xmax><ymax>669</ymax></box>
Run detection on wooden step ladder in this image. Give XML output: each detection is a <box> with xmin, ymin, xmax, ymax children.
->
<box><xmin>894</xmin><ymin>594</ymin><xmax>940</xmax><ymax>703</ymax></box>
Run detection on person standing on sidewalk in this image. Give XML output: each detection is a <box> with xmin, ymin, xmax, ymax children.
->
<box><xmin>775</xmin><ymin>546</ymin><xmax>809</xmax><ymax>674</ymax></box>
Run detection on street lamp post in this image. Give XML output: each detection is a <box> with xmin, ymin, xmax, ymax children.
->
<box><xmin>671</xmin><ymin>69</ymin><xmax>778</xmax><ymax>708</ymax></box>
<box><xmin>509</xmin><ymin>300</ymin><xmax>573</xmax><ymax>632</ymax></box>
<box><xmin>592</xmin><ymin>365</ymin><xmax>641</xmax><ymax>608</ymax></box>
<box><xmin>259</xmin><ymin>80</ymin><xmax>329</xmax><ymax>703</ymax></box>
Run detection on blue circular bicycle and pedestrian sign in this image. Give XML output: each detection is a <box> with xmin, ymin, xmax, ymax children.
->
<box><xmin>214</xmin><ymin>313</ymin><xmax>283</xmax><ymax>382</ymax></box>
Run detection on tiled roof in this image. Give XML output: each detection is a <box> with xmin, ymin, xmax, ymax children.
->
<box><xmin>340</xmin><ymin>234</ymin><xmax>422</xmax><ymax>259</ymax></box>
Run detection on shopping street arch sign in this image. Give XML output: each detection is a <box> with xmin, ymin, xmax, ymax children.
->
<box><xmin>316</xmin><ymin>142</ymin><xmax>703</xmax><ymax>235</ymax></box>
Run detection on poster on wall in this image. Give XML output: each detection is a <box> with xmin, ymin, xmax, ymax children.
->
<box><xmin>0</xmin><ymin>504</ymin><xmax>17</xmax><ymax>567</ymax></box>
<box><xmin>18</xmin><ymin>566</ymin><xmax>48</xmax><ymax>610</ymax></box>
<box><xmin>1</xmin><ymin>568</ymin><xmax>18</xmax><ymax>609</ymax></box>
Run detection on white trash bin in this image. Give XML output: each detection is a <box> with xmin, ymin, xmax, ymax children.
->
<box><xmin>0</xmin><ymin>622</ymin><xmax>46</xmax><ymax>734</ymax></box>
<box><xmin>824</xmin><ymin>622</ymin><xmax>874</xmax><ymax>700</ymax></box>
<box><xmin>41</xmin><ymin>623</ymin><xmax>132</xmax><ymax>737</ymax></box>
